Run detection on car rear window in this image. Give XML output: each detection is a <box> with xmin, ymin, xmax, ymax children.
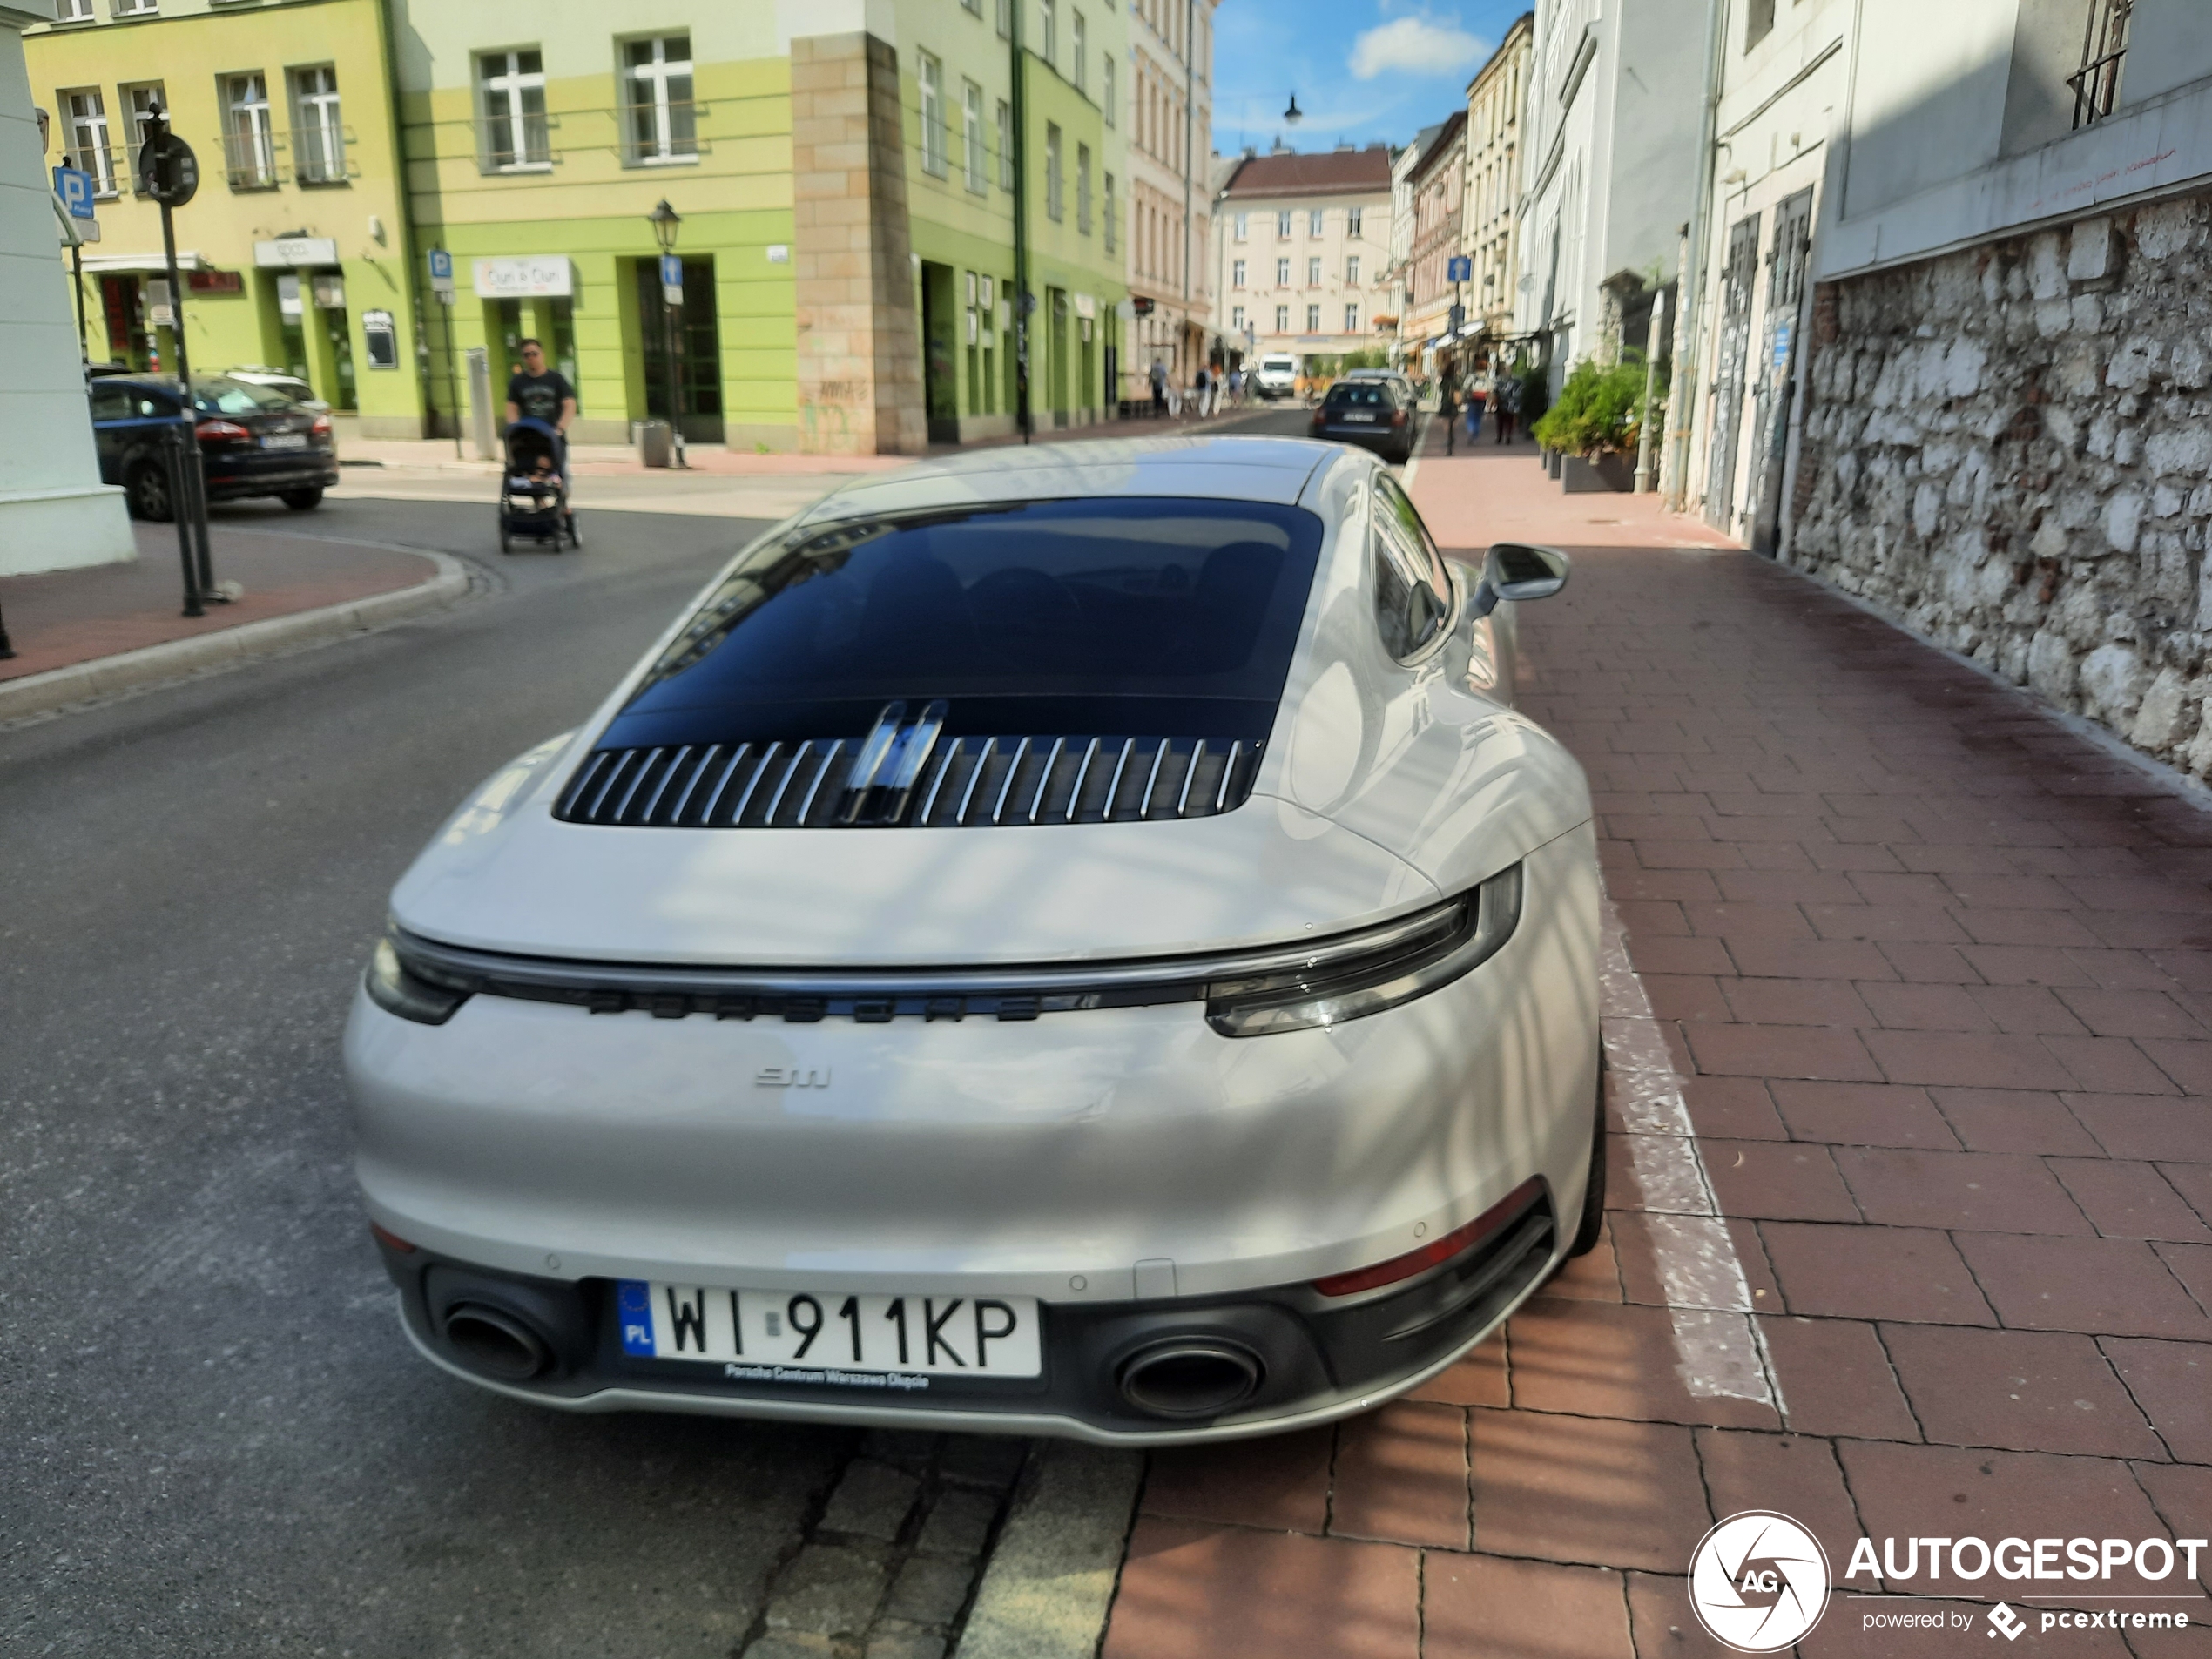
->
<box><xmin>190</xmin><ymin>377</ymin><xmax>294</xmax><ymax>414</ymax></box>
<box><xmin>604</xmin><ymin>496</ymin><xmax>1325</xmax><ymax>749</ymax></box>
<box><xmin>1326</xmin><ymin>384</ymin><xmax>1392</xmax><ymax>408</ymax></box>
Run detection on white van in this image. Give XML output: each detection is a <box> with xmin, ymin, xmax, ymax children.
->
<box><xmin>1253</xmin><ymin>354</ymin><xmax>1299</xmax><ymax>400</ymax></box>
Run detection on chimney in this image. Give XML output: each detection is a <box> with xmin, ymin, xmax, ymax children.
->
<box><xmin>1270</xmin><ymin>134</ymin><xmax>1291</xmax><ymax>154</ymax></box>
<box><xmin>1335</xmin><ymin>138</ymin><xmax>1353</xmax><ymax>152</ymax></box>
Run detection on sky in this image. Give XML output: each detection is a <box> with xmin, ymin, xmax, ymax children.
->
<box><xmin>1210</xmin><ymin>0</ymin><xmax>1532</xmax><ymax>160</ymax></box>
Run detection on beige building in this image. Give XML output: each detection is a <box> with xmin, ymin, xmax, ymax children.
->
<box><xmin>1213</xmin><ymin>145</ymin><xmax>1392</xmax><ymax>368</ymax></box>
<box><xmin>1400</xmin><ymin>111</ymin><xmax>1466</xmax><ymax>362</ymax></box>
<box><xmin>1463</xmin><ymin>13</ymin><xmax>1532</xmax><ymax>344</ymax></box>
<box><xmin>1124</xmin><ymin>0</ymin><xmax>1216</xmax><ymax>397</ymax></box>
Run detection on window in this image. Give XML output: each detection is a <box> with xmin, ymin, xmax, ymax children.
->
<box><xmin>996</xmin><ymin>98</ymin><xmax>1014</xmax><ymax>189</ymax></box>
<box><xmin>1072</xmin><ymin>10</ymin><xmax>1086</xmax><ymax>93</ymax></box>
<box><xmin>1231</xmin><ymin>259</ymin><xmax>1246</xmax><ymax>287</ymax></box>
<box><xmin>1371</xmin><ymin>476</ymin><xmax>1452</xmax><ymax>662</ymax></box>
<box><xmin>1274</xmin><ymin>304</ymin><xmax>1289</xmax><ymax>332</ymax></box>
<box><xmin>1103</xmin><ymin>171</ymin><xmax>1116</xmax><ymax>253</ymax></box>
<box><xmin>962</xmin><ymin>80</ymin><xmax>987</xmax><ymax>192</ymax></box>
<box><xmin>2070</xmin><ymin>0</ymin><xmax>2130</xmax><ymax>127</ymax></box>
<box><xmin>112</xmin><ymin>0</ymin><xmax>157</xmax><ymax>15</ymax></box>
<box><xmin>624</xmin><ymin>36</ymin><xmax>696</xmax><ymax>165</ymax></box>
<box><xmin>60</xmin><ymin>89</ymin><xmax>115</xmax><ymax>195</ymax></box>
<box><xmin>1309</xmin><ymin>209</ymin><xmax>1324</xmax><ymax>235</ymax></box>
<box><xmin>1277</xmin><ymin>209</ymin><xmax>1291</xmax><ymax>237</ymax></box>
<box><xmin>1231</xmin><ymin>305</ymin><xmax>1244</xmax><ymax>329</ymax></box>
<box><xmin>1345</xmin><ymin>254</ymin><xmax>1360</xmax><ymax>284</ymax></box>
<box><xmin>1745</xmin><ymin>0</ymin><xmax>1775</xmax><ymax>51</ymax></box>
<box><xmin>290</xmin><ymin>65</ymin><xmax>346</xmax><ymax>185</ymax></box>
<box><xmin>1045</xmin><ymin>121</ymin><xmax>1062</xmax><ymax>220</ymax></box>
<box><xmin>478</xmin><ymin>50</ymin><xmax>550</xmax><ymax>171</ymax></box>
<box><xmin>1076</xmin><ymin>141</ymin><xmax>1092</xmax><ymax>233</ymax></box>
<box><xmin>919</xmin><ymin>51</ymin><xmax>947</xmax><ymax>177</ymax></box>
<box><xmin>1345</xmin><ymin>303</ymin><xmax>1359</xmax><ymax>333</ymax></box>
<box><xmin>995</xmin><ymin>0</ymin><xmax>1011</xmax><ymax>36</ymax></box>
<box><xmin>1306</xmin><ymin>256</ymin><xmax>1321</xmax><ymax>285</ymax></box>
<box><xmin>1305</xmin><ymin>304</ymin><xmax>1320</xmax><ymax>331</ymax></box>
<box><xmin>54</xmin><ymin>0</ymin><xmax>91</xmax><ymax>19</ymax></box>
<box><xmin>1103</xmin><ymin>51</ymin><xmax>1116</xmax><ymax>125</ymax></box>
<box><xmin>961</xmin><ymin>0</ymin><xmax>980</xmax><ymax>13</ymax></box>
<box><xmin>221</xmin><ymin>72</ymin><xmax>275</xmax><ymax>189</ymax></box>
<box><xmin>1040</xmin><ymin>0</ymin><xmax>1056</xmax><ymax>64</ymax></box>
<box><xmin>1274</xmin><ymin>257</ymin><xmax>1289</xmax><ymax>285</ymax></box>
<box><xmin>123</xmin><ymin>83</ymin><xmax>165</xmax><ymax>186</ymax></box>
<box><xmin>1347</xmin><ymin>206</ymin><xmax>1363</xmax><ymax>238</ymax></box>
<box><xmin>614</xmin><ymin>499</ymin><xmax>1324</xmax><ymax>731</ymax></box>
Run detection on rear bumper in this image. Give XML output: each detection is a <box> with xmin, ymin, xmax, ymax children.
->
<box><xmin>375</xmin><ymin>1181</ymin><xmax>1560</xmax><ymax>1443</ymax></box>
<box><xmin>206</xmin><ymin>454</ymin><xmax>340</xmax><ymax>498</ymax></box>
<box><xmin>1313</xmin><ymin>424</ymin><xmax>1410</xmax><ymax>455</ymax></box>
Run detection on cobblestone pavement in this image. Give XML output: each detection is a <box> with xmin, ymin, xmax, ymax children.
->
<box><xmin>1096</xmin><ymin>427</ymin><xmax>2212</xmax><ymax>1657</ymax></box>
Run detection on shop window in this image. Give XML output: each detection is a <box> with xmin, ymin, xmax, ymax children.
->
<box><xmin>222</xmin><ymin>72</ymin><xmax>277</xmax><ymax>189</ymax></box>
<box><xmin>624</xmin><ymin>36</ymin><xmax>696</xmax><ymax>165</ymax></box>
<box><xmin>478</xmin><ymin>50</ymin><xmax>550</xmax><ymax>172</ymax></box>
<box><xmin>291</xmin><ymin>66</ymin><xmax>347</xmax><ymax>185</ymax></box>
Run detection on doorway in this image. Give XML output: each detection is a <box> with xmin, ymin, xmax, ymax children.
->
<box><xmin>921</xmin><ymin>260</ymin><xmax>959</xmax><ymax>444</ymax></box>
<box><xmin>1704</xmin><ymin>212</ymin><xmax>1760</xmax><ymax>533</ymax></box>
<box><xmin>634</xmin><ymin>257</ymin><xmax>724</xmax><ymax>443</ymax></box>
<box><xmin>1047</xmin><ymin>288</ymin><xmax>1069</xmax><ymax>426</ymax></box>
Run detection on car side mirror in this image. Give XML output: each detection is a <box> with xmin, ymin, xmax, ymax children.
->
<box><xmin>1470</xmin><ymin>543</ymin><xmax>1570</xmax><ymax>617</ymax></box>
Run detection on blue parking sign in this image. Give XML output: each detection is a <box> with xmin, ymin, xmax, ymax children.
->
<box><xmin>427</xmin><ymin>248</ymin><xmax>453</xmax><ymax>281</ymax></box>
<box><xmin>52</xmin><ymin>165</ymin><xmax>96</xmax><ymax>219</ymax></box>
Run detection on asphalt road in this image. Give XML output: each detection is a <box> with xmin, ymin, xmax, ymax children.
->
<box><xmin>0</xmin><ymin>409</ymin><xmax>1323</xmax><ymax>1655</ymax></box>
<box><xmin>0</xmin><ymin>494</ymin><xmax>849</xmax><ymax>1657</ymax></box>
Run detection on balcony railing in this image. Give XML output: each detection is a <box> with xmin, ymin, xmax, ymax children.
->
<box><xmin>291</xmin><ymin>124</ymin><xmax>356</xmax><ymax>186</ymax></box>
<box><xmin>476</xmin><ymin>113</ymin><xmax>557</xmax><ymax>173</ymax></box>
<box><xmin>62</xmin><ymin>143</ymin><xmax>125</xmax><ymax>197</ymax></box>
<box><xmin>222</xmin><ymin>128</ymin><xmax>282</xmax><ymax>191</ymax></box>
<box><xmin>620</xmin><ymin>100</ymin><xmax>702</xmax><ymax>167</ymax></box>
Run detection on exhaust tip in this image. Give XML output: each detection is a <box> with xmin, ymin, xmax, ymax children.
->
<box><xmin>442</xmin><ymin>1302</ymin><xmax>551</xmax><ymax>1381</ymax></box>
<box><xmin>1117</xmin><ymin>1341</ymin><xmax>1264</xmax><ymax>1419</ymax></box>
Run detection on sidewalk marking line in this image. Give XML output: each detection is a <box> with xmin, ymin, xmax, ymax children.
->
<box><xmin>1598</xmin><ymin>897</ymin><xmax>1784</xmax><ymax>1413</ymax></box>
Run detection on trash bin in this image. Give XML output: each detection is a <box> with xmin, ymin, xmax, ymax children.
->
<box><xmin>638</xmin><ymin>420</ymin><xmax>673</xmax><ymax>469</ymax></box>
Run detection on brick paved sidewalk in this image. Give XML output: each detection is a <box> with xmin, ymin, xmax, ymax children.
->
<box><xmin>0</xmin><ymin>519</ymin><xmax>439</xmax><ymax>685</ymax></box>
<box><xmin>1096</xmin><ymin>433</ymin><xmax>2212</xmax><ymax>1657</ymax></box>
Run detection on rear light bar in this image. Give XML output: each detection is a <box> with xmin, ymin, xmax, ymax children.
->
<box><xmin>310</xmin><ymin>413</ymin><xmax>333</xmax><ymax>437</ymax></box>
<box><xmin>1312</xmin><ymin>1176</ymin><xmax>1545</xmax><ymax>1298</ymax></box>
<box><xmin>369</xmin><ymin>1222</ymin><xmax>417</xmax><ymax>1253</ymax></box>
<box><xmin>197</xmin><ymin>418</ymin><xmax>252</xmax><ymax>442</ymax></box>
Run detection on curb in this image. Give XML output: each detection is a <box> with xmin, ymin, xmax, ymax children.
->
<box><xmin>954</xmin><ymin>1443</ymin><xmax>1143</xmax><ymax>1659</ymax></box>
<box><xmin>0</xmin><ymin>550</ymin><xmax>474</xmax><ymax>725</ymax></box>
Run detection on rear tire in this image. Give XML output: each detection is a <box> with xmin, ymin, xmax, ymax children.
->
<box><xmin>1566</xmin><ymin>1052</ymin><xmax>1608</xmax><ymax>1258</ymax></box>
<box><xmin>566</xmin><ymin>513</ymin><xmax>582</xmax><ymax>550</ymax></box>
<box><xmin>280</xmin><ymin>488</ymin><xmax>324</xmax><ymax>510</ymax></box>
<box><xmin>498</xmin><ymin>525</ymin><xmax>511</xmax><ymax>555</ymax></box>
<box><xmin>125</xmin><ymin>459</ymin><xmax>173</xmax><ymax>523</ymax></box>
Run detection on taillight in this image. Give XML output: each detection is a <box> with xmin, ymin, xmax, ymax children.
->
<box><xmin>310</xmin><ymin>412</ymin><xmax>332</xmax><ymax>437</ymax></box>
<box><xmin>1312</xmin><ymin>1177</ymin><xmax>1544</xmax><ymax>1298</ymax></box>
<box><xmin>197</xmin><ymin>418</ymin><xmax>252</xmax><ymax>443</ymax></box>
<box><xmin>369</xmin><ymin>1222</ymin><xmax>417</xmax><ymax>1254</ymax></box>
<box><xmin>1391</xmin><ymin>408</ymin><xmax>1408</xmax><ymax>426</ymax></box>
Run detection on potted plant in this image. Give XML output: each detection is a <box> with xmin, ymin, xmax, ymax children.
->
<box><xmin>1532</xmin><ymin>353</ymin><xmax>1650</xmax><ymax>492</ymax></box>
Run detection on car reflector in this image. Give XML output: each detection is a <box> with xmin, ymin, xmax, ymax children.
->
<box><xmin>1312</xmin><ymin>1177</ymin><xmax>1544</xmax><ymax>1297</ymax></box>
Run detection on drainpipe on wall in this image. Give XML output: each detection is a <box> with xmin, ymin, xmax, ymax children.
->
<box><xmin>1011</xmin><ymin>0</ymin><xmax>1031</xmax><ymax>443</ymax></box>
<box><xmin>1662</xmin><ymin>0</ymin><xmax>1726</xmax><ymax>510</ymax></box>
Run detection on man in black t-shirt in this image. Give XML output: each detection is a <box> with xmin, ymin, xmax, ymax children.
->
<box><xmin>503</xmin><ymin>339</ymin><xmax>577</xmax><ymax>432</ymax></box>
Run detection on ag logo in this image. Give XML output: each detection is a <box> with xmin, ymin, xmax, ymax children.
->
<box><xmin>1689</xmin><ymin>1511</ymin><xmax>1831</xmax><ymax>1652</ymax></box>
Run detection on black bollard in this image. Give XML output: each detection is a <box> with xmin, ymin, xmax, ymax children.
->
<box><xmin>172</xmin><ymin>422</ymin><xmax>203</xmax><ymax>618</ymax></box>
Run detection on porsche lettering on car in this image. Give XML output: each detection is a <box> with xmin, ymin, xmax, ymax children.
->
<box><xmin>344</xmin><ymin>433</ymin><xmax>1602</xmax><ymax>1443</ymax></box>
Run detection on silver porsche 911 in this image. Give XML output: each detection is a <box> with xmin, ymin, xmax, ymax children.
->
<box><xmin>345</xmin><ymin>434</ymin><xmax>1602</xmax><ymax>1443</ymax></box>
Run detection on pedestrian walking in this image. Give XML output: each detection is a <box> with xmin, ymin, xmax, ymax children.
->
<box><xmin>1437</xmin><ymin>362</ymin><xmax>1461</xmax><ymax>456</ymax></box>
<box><xmin>1195</xmin><ymin>363</ymin><xmax>1213</xmax><ymax>418</ymax></box>
<box><xmin>1465</xmin><ymin>365</ymin><xmax>1488</xmax><ymax>445</ymax></box>
<box><xmin>1494</xmin><ymin>369</ymin><xmax>1520</xmax><ymax>444</ymax></box>
<box><xmin>1227</xmin><ymin>365</ymin><xmax>1244</xmax><ymax>408</ymax></box>
<box><xmin>1149</xmin><ymin>358</ymin><xmax>1168</xmax><ymax>417</ymax></box>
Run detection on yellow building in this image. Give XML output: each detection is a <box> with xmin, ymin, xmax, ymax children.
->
<box><xmin>28</xmin><ymin>0</ymin><xmax>428</xmax><ymax>438</ymax></box>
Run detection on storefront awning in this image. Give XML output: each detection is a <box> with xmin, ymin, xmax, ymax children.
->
<box><xmin>79</xmin><ymin>251</ymin><xmax>212</xmax><ymax>273</ymax></box>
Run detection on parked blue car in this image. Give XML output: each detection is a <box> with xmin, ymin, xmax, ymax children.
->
<box><xmin>88</xmin><ymin>373</ymin><xmax>340</xmax><ymax>521</ymax></box>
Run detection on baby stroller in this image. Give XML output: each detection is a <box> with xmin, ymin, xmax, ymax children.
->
<box><xmin>498</xmin><ymin>419</ymin><xmax>581</xmax><ymax>553</ymax></box>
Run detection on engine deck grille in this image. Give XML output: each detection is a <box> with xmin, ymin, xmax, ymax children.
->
<box><xmin>554</xmin><ymin>724</ymin><xmax>1263</xmax><ymax>830</ymax></box>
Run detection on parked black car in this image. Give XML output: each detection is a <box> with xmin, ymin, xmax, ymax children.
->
<box><xmin>1310</xmin><ymin>378</ymin><xmax>1414</xmax><ymax>465</ymax></box>
<box><xmin>89</xmin><ymin>374</ymin><xmax>339</xmax><ymax>520</ymax></box>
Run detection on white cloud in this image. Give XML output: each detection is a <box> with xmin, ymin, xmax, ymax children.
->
<box><xmin>1349</xmin><ymin>16</ymin><xmax>1487</xmax><ymax>79</ymax></box>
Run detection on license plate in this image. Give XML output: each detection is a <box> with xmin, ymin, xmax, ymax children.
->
<box><xmin>1340</xmin><ymin>412</ymin><xmax>1377</xmax><ymax>423</ymax></box>
<box><xmin>617</xmin><ymin>1280</ymin><xmax>1042</xmax><ymax>1379</ymax></box>
<box><xmin>262</xmin><ymin>432</ymin><xmax>309</xmax><ymax>450</ymax></box>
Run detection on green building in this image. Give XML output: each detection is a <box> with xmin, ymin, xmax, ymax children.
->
<box><xmin>30</xmin><ymin>0</ymin><xmax>429</xmax><ymax>440</ymax></box>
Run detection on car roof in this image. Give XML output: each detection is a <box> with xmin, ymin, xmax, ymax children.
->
<box><xmin>797</xmin><ymin>434</ymin><xmax>1345</xmax><ymax>523</ymax></box>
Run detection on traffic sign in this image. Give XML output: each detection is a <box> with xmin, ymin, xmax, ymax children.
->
<box><xmin>139</xmin><ymin>131</ymin><xmax>198</xmax><ymax>207</ymax></box>
<box><xmin>428</xmin><ymin>247</ymin><xmax>455</xmax><ymax>299</ymax></box>
<box><xmin>1447</xmin><ymin>254</ymin><xmax>1473</xmax><ymax>283</ymax></box>
<box><xmin>52</xmin><ymin>165</ymin><xmax>96</xmax><ymax>219</ymax></box>
<box><xmin>661</xmin><ymin>252</ymin><xmax>684</xmax><ymax>305</ymax></box>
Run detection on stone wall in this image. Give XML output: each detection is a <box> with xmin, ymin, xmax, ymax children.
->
<box><xmin>1791</xmin><ymin>190</ymin><xmax>2212</xmax><ymax>774</ymax></box>
<box><xmin>790</xmin><ymin>33</ymin><xmax>927</xmax><ymax>457</ymax></box>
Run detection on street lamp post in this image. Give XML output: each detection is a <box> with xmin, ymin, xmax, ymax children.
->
<box><xmin>647</xmin><ymin>199</ymin><xmax>688</xmax><ymax>469</ymax></box>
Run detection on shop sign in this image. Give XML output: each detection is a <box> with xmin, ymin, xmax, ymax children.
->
<box><xmin>187</xmin><ymin>270</ymin><xmax>243</xmax><ymax>295</ymax></box>
<box><xmin>255</xmin><ymin>236</ymin><xmax>340</xmax><ymax>268</ymax></box>
<box><xmin>1072</xmin><ymin>293</ymin><xmax>1096</xmax><ymax>320</ymax></box>
<box><xmin>473</xmin><ymin>255</ymin><xmax>573</xmax><ymax>299</ymax></box>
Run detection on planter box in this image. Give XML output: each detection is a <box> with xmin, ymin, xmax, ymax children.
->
<box><xmin>1561</xmin><ymin>452</ymin><xmax>1633</xmax><ymax>493</ymax></box>
<box><xmin>1542</xmin><ymin>448</ymin><xmax>1561</xmax><ymax>479</ymax></box>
